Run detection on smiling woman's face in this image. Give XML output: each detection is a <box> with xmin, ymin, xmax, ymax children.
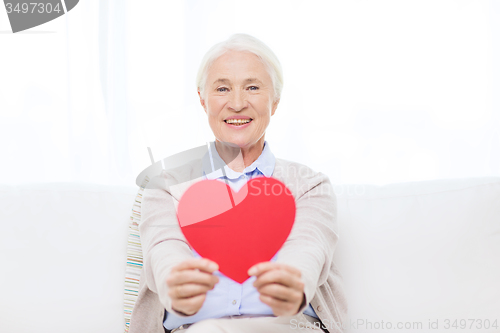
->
<box><xmin>199</xmin><ymin>50</ymin><xmax>279</xmax><ymax>151</ymax></box>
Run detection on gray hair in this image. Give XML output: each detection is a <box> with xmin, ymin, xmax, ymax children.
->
<box><xmin>196</xmin><ymin>33</ymin><xmax>283</xmax><ymax>101</ymax></box>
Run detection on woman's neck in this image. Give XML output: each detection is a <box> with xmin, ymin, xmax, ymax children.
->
<box><xmin>214</xmin><ymin>138</ymin><xmax>265</xmax><ymax>173</ymax></box>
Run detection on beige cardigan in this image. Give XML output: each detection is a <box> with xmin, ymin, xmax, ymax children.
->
<box><xmin>129</xmin><ymin>157</ymin><xmax>348</xmax><ymax>333</ymax></box>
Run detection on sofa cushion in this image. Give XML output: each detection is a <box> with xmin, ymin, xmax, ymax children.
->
<box><xmin>0</xmin><ymin>183</ymin><xmax>137</xmax><ymax>333</ymax></box>
<box><xmin>333</xmin><ymin>177</ymin><xmax>500</xmax><ymax>332</ymax></box>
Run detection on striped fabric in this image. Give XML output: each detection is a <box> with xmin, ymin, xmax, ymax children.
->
<box><xmin>124</xmin><ymin>176</ymin><xmax>149</xmax><ymax>332</ymax></box>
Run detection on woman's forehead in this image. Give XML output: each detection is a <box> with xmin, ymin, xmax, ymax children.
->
<box><xmin>211</xmin><ymin>77</ymin><xmax>265</xmax><ymax>86</ymax></box>
<box><xmin>207</xmin><ymin>51</ymin><xmax>272</xmax><ymax>84</ymax></box>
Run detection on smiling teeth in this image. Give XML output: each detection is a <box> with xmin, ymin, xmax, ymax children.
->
<box><xmin>226</xmin><ymin>119</ymin><xmax>251</xmax><ymax>124</ymax></box>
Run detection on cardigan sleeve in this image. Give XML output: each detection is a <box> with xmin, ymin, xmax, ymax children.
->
<box><xmin>275</xmin><ymin>171</ymin><xmax>339</xmax><ymax>314</ymax></box>
<box><xmin>139</xmin><ymin>171</ymin><xmax>195</xmax><ymax>318</ymax></box>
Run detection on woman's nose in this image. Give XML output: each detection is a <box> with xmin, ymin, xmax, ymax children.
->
<box><xmin>228</xmin><ymin>90</ymin><xmax>247</xmax><ymax>112</ymax></box>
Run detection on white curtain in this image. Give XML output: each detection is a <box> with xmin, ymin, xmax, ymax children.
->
<box><xmin>1</xmin><ymin>0</ymin><xmax>133</xmax><ymax>185</ymax></box>
<box><xmin>1</xmin><ymin>0</ymin><xmax>499</xmax><ymax>186</ymax></box>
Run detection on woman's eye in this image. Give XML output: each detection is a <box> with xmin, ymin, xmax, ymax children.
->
<box><xmin>248</xmin><ymin>86</ymin><xmax>259</xmax><ymax>91</ymax></box>
<box><xmin>217</xmin><ymin>87</ymin><xmax>228</xmax><ymax>92</ymax></box>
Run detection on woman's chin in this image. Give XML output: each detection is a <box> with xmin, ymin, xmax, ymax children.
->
<box><xmin>218</xmin><ymin>137</ymin><xmax>252</xmax><ymax>149</ymax></box>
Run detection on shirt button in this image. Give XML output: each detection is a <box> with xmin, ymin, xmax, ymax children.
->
<box><xmin>316</xmin><ymin>305</ymin><xmax>323</xmax><ymax>312</ymax></box>
<box><xmin>232</xmin><ymin>300</ymin><xmax>237</xmax><ymax>305</ymax></box>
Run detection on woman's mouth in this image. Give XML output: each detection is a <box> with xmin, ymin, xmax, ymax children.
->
<box><xmin>224</xmin><ymin>119</ymin><xmax>253</xmax><ymax>128</ymax></box>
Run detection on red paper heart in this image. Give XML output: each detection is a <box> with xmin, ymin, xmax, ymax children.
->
<box><xmin>177</xmin><ymin>177</ymin><xmax>296</xmax><ymax>283</ymax></box>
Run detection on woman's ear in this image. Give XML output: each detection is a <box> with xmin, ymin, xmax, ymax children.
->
<box><xmin>198</xmin><ymin>89</ymin><xmax>207</xmax><ymax>113</ymax></box>
<box><xmin>271</xmin><ymin>98</ymin><xmax>280</xmax><ymax>116</ymax></box>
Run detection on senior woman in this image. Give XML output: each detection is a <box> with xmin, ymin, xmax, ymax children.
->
<box><xmin>129</xmin><ymin>34</ymin><xmax>348</xmax><ymax>333</ymax></box>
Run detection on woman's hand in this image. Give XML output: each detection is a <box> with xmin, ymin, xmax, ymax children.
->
<box><xmin>248</xmin><ymin>262</ymin><xmax>306</xmax><ymax>316</ymax></box>
<box><xmin>166</xmin><ymin>258</ymin><xmax>219</xmax><ymax>316</ymax></box>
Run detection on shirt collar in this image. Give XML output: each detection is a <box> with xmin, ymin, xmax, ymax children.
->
<box><xmin>202</xmin><ymin>140</ymin><xmax>275</xmax><ymax>180</ymax></box>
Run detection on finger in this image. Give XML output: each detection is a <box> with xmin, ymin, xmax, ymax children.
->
<box><xmin>171</xmin><ymin>258</ymin><xmax>219</xmax><ymax>274</ymax></box>
<box><xmin>259</xmin><ymin>294</ymin><xmax>299</xmax><ymax>316</ymax></box>
<box><xmin>167</xmin><ymin>269</ymin><xmax>219</xmax><ymax>288</ymax></box>
<box><xmin>248</xmin><ymin>262</ymin><xmax>301</xmax><ymax>278</ymax></box>
<box><xmin>172</xmin><ymin>293</ymin><xmax>207</xmax><ymax>316</ymax></box>
<box><xmin>256</xmin><ymin>283</ymin><xmax>302</xmax><ymax>302</ymax></box>
<box><xmin>253</xmin><ymin>269</ymin><xmax>304</xmax><ymax>291</ymax></box>
<box><xmin>248</xmin><ymin>261</ymin><xmax>275</xmax><ymax>276</ymax></box>
<box><xmin>168</xmin><ymin>282</ymin><xmax>216</xmax><ymax>300</ymax></box>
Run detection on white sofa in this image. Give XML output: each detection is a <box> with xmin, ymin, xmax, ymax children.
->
<box><xmin>1</xmin><ymin>177</ymin><xmax>499</xmax><ymax>333</ymax></box>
